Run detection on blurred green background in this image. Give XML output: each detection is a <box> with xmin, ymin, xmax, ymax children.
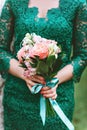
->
<box><xmin>73</xmin><ymin>68</ymin><xmax>87</xmax><ymax>130</ymax></box>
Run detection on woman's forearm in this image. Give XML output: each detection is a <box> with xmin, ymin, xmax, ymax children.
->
<box><xmin>8</xmin><ymin>59</ymin><xmax>46</xmax><ymax>90</ymax></box>
<box><xmin>9</xmin><ymin>59</ymin><xmax>73</xmax><ymax>85</ymax></box>
<box><xmin>8</xmin><ymin>58</ymin><xmax>25</xmax><ymax>80</ymax></box>
<box><xmin>56</xmin><ymin>64</ymin><xmax>73</xmax><ymax>85</ymax></box>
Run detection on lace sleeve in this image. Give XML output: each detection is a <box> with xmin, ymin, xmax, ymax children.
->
<box><xmin>71</xmin><ymin>2</ymin><xmax>87</xmax><ymax>83</ymax></box>
<box><xmin>0</xmin><ymin>0</ymin><xmax>14</xmax><ymax>73</ymax></box>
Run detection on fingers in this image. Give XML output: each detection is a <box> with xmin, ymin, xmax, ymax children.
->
<box><xmin>41</xmin><ymin>87</ymin><xmax>55</xmax><ymax>94</ymax></box>
<box><xmin>34</xmin><ymin>75</ymin><xmax>45</xmax><ymax>81</ymax></box>
<box><xmin>25</xmin><ymin>75</ymin><xmax>58</xmax><ymax>100</ymax></box>
<box><xmin>26</xmin><ymin>79</ymin><xmax>36</xmax><ymax>91</ymax></box>
<box><xmin>51</xmin><ymin>94</ymin><xmax>57</xmax><ymax>100</ymax></box>
<box><xmin>25</xmin><ymin>75</ymin><xmax>45</xmax><ymax>92</ymax></box>
<box><xmin>41</xmin><ymin>87</ymin><xmax>57</xmax><ymax>100</ymax></box>
<box><xmin>26</xmin><ymin>79</ymin><xmax>36</xmax><ymax>86</ymax></box>
<box><xmin>26</xmin><ymin>83</ymin><xmax>32</xmax><ymax>91</ymax></box>
<box><xmin>41</xmin><ymin>86</ymin><xmax>50</xmax><ymax>91</ymax></box>
<box><xmin>29</xmin><ymin>75</ymin><xmax>46</xmax><ymax>84</ymax></box>
<box><xmin>42</xmin><ymin>92</ymin><xmax>57</xmax><ymax>100</ymax></box>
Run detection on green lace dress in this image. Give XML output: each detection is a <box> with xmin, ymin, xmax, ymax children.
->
<box><xmin>0</xmin><ymin>0</ymin><xmax>87</xmax><ymax>130</ymax></box>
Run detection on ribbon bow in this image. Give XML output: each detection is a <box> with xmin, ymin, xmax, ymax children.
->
<box><xmin>31</xmin><ymin>78</ymin><xmax>74</xmax><ymax>130</ymax></box>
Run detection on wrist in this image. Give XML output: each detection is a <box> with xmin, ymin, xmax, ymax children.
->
<box><xmin>19</xmin><ymin>67</ymin><xmax>26</xmax><ymax>80</ymax></box>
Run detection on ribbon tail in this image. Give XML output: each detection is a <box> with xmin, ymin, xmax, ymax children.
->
<box><xmin>40</xmin><ymin>95</ymin><xmax>46</xmax><ymax>126</ymax></box>
<box><xmin>49</xmin><ymin>98</ymin><xmax>74</xmax><ymax>130</ymax></box>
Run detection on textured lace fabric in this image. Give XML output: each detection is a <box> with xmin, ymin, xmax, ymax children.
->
<box><xmin>0</xmin><ymin>0</ymin><xmax>87</xmax><ymax>130</ymax></box>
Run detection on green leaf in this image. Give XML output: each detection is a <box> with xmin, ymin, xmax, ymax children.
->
<box><xmin>46</xmin><ymin>55</ymin><xmax>55</xmax><ymax>68</ymax></box>
<box><xmin>30</xmin><ymin>62</ymin><xmax>37</xmax><ymax>68</ymax></box>
<box><xmin>36</xmin><ymin>61</ymin><xmax>49</xmax><ymax>75</ymax></box>
<box><xmin>52</xmin><ymin>58</ymin><xmax>63</xmax><ymax>73</ymax></box>
<box><xmin>29</xmin><ymin>57</ymin><xmax>39</xmax><ymax>68</ymax></box>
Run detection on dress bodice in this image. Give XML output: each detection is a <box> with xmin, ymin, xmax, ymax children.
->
<box><xmin>0</xmin><ymin>0</ymin><xmax>87</xmax><ymax>82</ymax></box>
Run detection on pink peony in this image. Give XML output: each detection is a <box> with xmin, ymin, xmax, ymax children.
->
<box><xmin>29</xmin><ymin>42</ymin><xmax>49</xmax><ymax>59</ymax></box>
<box><xmin>17</xmin><ymin>47</ymin><xmax>25</xmax><ymax>63</ymax></box>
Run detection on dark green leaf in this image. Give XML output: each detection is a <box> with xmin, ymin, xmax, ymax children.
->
<box><xmin>46</xmin><ymin>55</ymin><xmax>55</xmax><ymax>68</ymax></box>
<box><xmin>36</xmin><ymin>61</ymin><xmax>49</xmax><ymax>75</ymax></box>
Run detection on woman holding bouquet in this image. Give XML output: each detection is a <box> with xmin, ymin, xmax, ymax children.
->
<box><xmin>0</xmin><ymin>0</ymin><xmax>87</xmax><ymax>130</ymax></box>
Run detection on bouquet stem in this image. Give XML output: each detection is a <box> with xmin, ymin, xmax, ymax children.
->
<box><xmin>46</xmin><ymin>98</ymin><xmax>56</xmax><ymax>117</ymax></box>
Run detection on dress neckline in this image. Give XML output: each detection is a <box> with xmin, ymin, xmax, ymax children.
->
<box><xmin>26</xmin><ymin>0</ymin><xmax>61</xmax><ymax>20</ymax></box>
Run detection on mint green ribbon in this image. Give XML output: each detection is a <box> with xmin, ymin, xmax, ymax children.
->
<box><xmin>31</xmin><ymin>78</ymin><xmax>74</xmax><ymax>130</ymax></box>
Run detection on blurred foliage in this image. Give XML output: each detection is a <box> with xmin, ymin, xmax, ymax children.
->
<box><xmin>73</xmin><ymin>68</ymin><xmax>87</xmax><ymax>130</ymax></box>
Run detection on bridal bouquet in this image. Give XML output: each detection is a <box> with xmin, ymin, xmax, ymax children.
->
<box><xmin>17</xmin><ymin>33</ymin><xmax>63</xmax><ymax>125</ymax></box>
<box><xmin>17</xmin><ymin>33</ymin><xmax>62</xmax><ymax>78</ymax></box>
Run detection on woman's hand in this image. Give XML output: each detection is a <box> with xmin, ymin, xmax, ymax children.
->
<box><xmin>24</xmin><ymin>75</ymin><xmax>45</xmax><ymax>91</ymax></box>
<box><xmin>40</xmin><ymin>84</ymin><xmax>58</xmax><ymax>100</ymax></box>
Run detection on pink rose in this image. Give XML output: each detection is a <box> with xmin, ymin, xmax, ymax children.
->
<box><xmin>17</xmin><ymin>47</ymin><xmax>25</xmax><ymax>63</ymax></box>
<box><xmin>29</xmin><ymin>42</ymin><xmax>49</xmax><ymax>59</ymax></box>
